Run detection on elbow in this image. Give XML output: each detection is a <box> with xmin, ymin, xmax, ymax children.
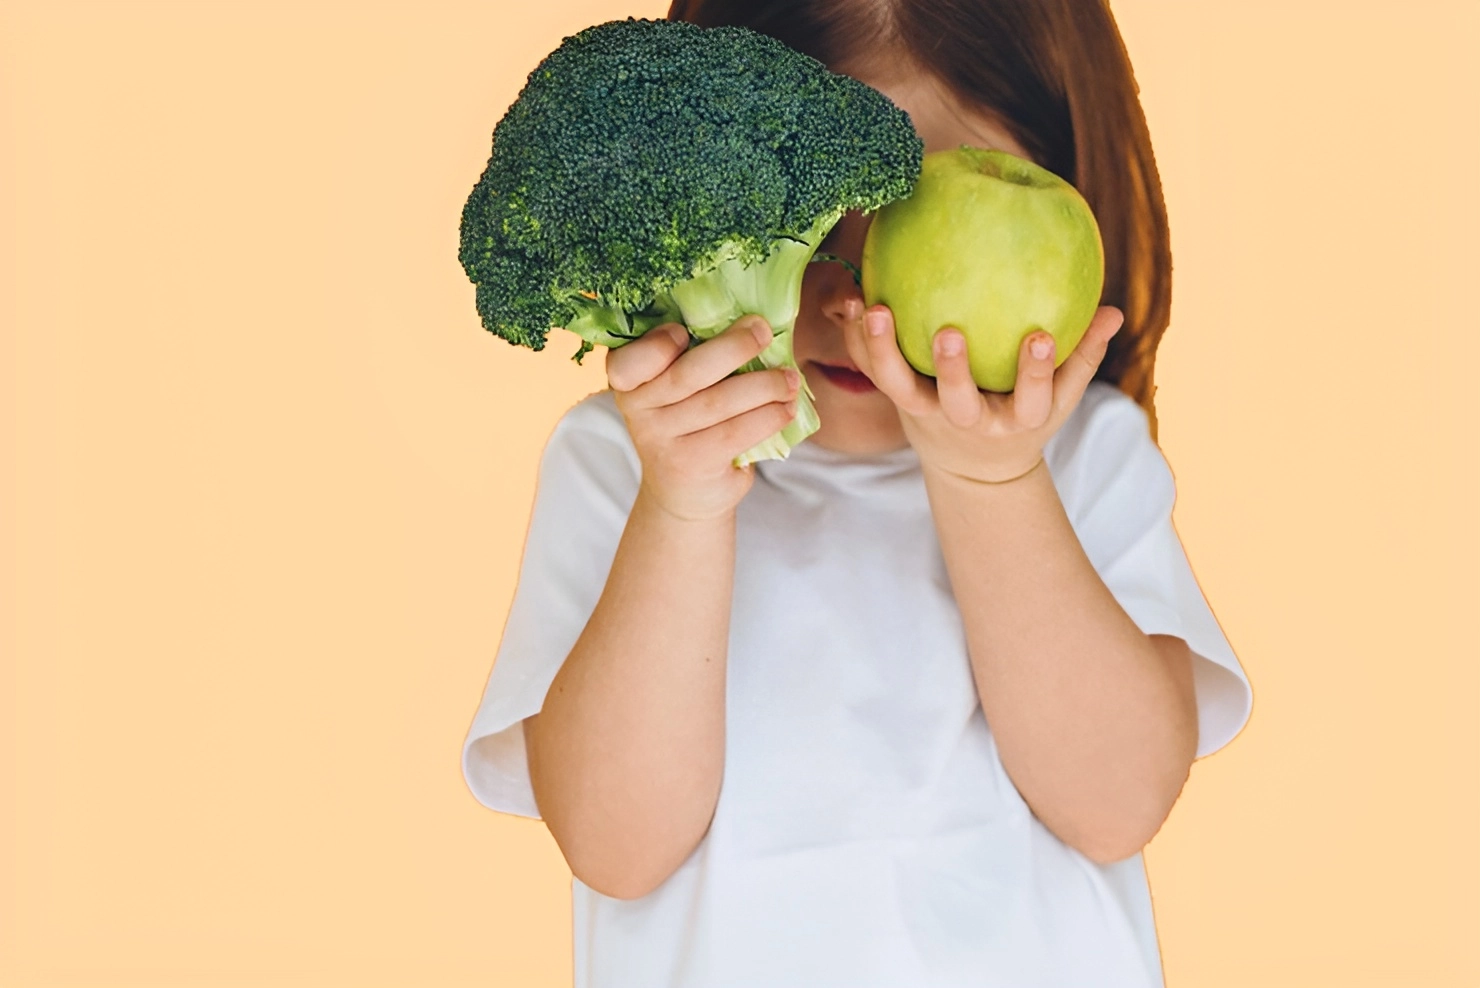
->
<box><xmin>1077</xmin><ymin>831</ymin><xmax>1153</xmax><ymax>866</ymax></box>
<box><xmin>1075</xmin><ymin>763</ymin><xmax>1194</xmax><ymax>866</ymax></box>
<box><xmin>530</xmin><ymin>779</ymin><xmax>696</xmax><ymax>901</ymax></box>
<box><xmin>579</xmin><ymin>808</ymin><xmax>720</xmax><ymax>900</ymax></box>
<box><xmin>562</xmin><ymin>811</ymin><xmax>717</xmax><ymax>901</ymax></box>
<box><xmin>573</xmin><ymin>867</ymin><xmax>660</xmax><ymax>902</ymax></box>
<box><xmin>567</xmin><ymin>847</ymin><xmax>687</xmax><ymax>902</ymax></box>
<box><xmin>539</xmin><ymin>809</ymin><xmax>669</xmax><ymax>901</ymax></box>
<box><xmin>1072</xmin><ymin>810</ymin><xmax>1167</xmax><ymax>865</ymax></box>
<box><xmin>524</xmin><ymin>716</ymin><xmax>720</xmax><ymax>902</ymax></box>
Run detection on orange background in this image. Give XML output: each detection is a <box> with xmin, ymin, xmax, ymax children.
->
<box><xmin>3</xmin><ymin>1</ymin><xmax>1476</xmax><ymax>985</ymax></box>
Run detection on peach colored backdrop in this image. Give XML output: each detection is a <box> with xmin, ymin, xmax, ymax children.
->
<box><xmin>3</xmin><ymin>1</ymin><xmax>1476</xmax><ymax>985</ymax></box>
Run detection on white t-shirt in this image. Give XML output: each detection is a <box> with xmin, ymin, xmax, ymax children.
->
<box><xmin>462</xmin><ymin>382</ymin><xmax>1253</xmax><ymax>988</ymax></box>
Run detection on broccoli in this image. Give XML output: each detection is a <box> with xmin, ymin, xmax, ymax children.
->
<box><xmin>457</xmin><ymin>17</ymin><xmax>923</xmax><ymax>465</ymax></box>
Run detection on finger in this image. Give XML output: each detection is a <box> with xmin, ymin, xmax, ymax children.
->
<box><xmin>932</xmin><ymin>328</ymin><xmax>984</xmax><ymax>428</ymax></box>
<box><xmin>1051</xmin><ymin>306</ymin><xmax>1124</xmax><ymax>415</ymax></box>
<box><xmin>655</xmin><ymin>365</ymin><xmax>800</xmax><ymax>438</ymax></box>
<box><xmin>838</xmin><ymin>295</ymin><xmax>870</xmax><ymax>370</ymax></box>
<box><xmin>632</xmin><ymin>315</ymin><xmax>772</xmax><ymax>410</ymax></box>
<box><xmin>1010</xmin><ymin>330</ymin><xmax>1057</xmax><ymax>429</ymax></box>
<box><xmin>674</xmin><ymin>394</ymin><xmax>799</xmax><ymax>467</ymax></box>
<box><xmin>861</xmin><ymin>306</ymin><xmax>936</xmax><ymax>416</ymax></box>
<box><xmin>606</xmin><ymin>322</ymin><xmax>690</xmax><ymax>394</ymax></box>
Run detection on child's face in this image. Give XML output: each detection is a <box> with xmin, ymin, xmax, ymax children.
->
<box><xmin>795</xmin><ymin>60</ymin><xmax>1034</xmax><ymax>455</ymax></box>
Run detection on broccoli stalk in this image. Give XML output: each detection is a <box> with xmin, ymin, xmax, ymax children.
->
<box><xmin>458</xmin><ymin>18</ymin><xmax>923</xmax><ymax>465</ymax></box>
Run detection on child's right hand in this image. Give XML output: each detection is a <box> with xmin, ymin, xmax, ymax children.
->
<box><xmin>606</xmin><ymin>315</ymin><xmax>801</xmax><ymax>522</ymax></box>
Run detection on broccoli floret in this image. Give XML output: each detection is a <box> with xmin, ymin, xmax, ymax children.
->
<box><xmin>457</xmin><ymin>17</ymin><xmax>923</xmax><ymax>465</ymax></box>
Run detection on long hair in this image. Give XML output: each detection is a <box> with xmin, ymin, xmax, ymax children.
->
<box><xmin>668</xmin><ymin>0</ymin><xmax>1173</xmax><ymax>441</ymax></box>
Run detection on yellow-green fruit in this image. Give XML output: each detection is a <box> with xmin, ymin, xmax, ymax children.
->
<box><xmin>861</xmin><ymin>146</ymin><xmax>1105</xmax><ymax>393</ymax></box>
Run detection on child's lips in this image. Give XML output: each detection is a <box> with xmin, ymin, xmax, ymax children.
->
<box><xmin>812</xmin><ymin>361</ymin><xmax>877</xmax><ymax>393</ymax></box>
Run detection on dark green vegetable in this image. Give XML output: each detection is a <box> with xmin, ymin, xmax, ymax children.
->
<box><xmin>458</xmin><ymin>17</ymin><xmax>922</xmax><ymax>464</ymax></box>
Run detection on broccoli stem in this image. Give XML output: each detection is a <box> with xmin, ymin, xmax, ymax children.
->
<box><xmin>666</xmin><ymin>212</ymin><xmax>840</xmax><ymax>466</ymax></box>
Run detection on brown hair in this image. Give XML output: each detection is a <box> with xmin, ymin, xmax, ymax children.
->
<box><xmin>668</xmin><ymin>0</ymin><xmax>1173</xmax><ymax>441</ymax></box>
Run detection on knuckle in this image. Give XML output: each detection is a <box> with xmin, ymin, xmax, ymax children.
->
<box><xmin>661</xmin><ymin>359</ymin><xmax>696</xmax><ymax>398</ymax></box>
<box><xmin>693</xmin><ymin>383</ymin><xmax>727</xmax><ymax>421</ymax></box>
<box><xmin>983</xmin><ymin>416</ymin><xmax>1014</xmax><ymax>440</ymax></box>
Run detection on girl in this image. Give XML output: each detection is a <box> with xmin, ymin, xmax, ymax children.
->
<box><xmin>462</xmin><ymin>1</ymin><xmax>1253</xmax><ymax>985</ymax></box>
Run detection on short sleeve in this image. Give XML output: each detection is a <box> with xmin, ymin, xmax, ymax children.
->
<box><xmin>1050</xmin><ymin>384</ymin><xmax>1253</xmax><ymax>759</ymax></box>
<box><xmin>460</xmin><ymin>390</ymin><xmax>641</xmax><ymax>819</ymax></box>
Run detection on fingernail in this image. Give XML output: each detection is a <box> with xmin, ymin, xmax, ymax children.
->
<box><xmin>751</xmin><ymin>318</ymin><xmax>773</xmax><ymax>348</ymax></box>
<box><xmin>670</xmin><ymin>324</ymin><xmax>690</xmax><ymax>348</ymax></box>
<box><xmin>783</xmin><ymin>368</ymin><xmax>800</xmax><ymax>389</ymax></box>
<box><xmin>867</xmin><ymin>311</ymin><xmax>888</xmax><ymax>337</ymax></box>
<box><xmin>937</xmin><ymin>332</ymin><xmax>963</xmax><ymax>357</ymax></box>
<box><xmin>1031</xmin><ymin>336</ymin><xmax>1053</xmax><ymax>360</ymax></box>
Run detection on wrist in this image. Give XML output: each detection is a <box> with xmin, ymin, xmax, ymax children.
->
<box><xmin>922</xmin><ymin>456</ymin><xmax>1046</xmax><ymax>487</ymax></box>
<box><xmin>635</xmin><ymin>479</ymin><xmax>741</xmax><ymax>526</ymax></box>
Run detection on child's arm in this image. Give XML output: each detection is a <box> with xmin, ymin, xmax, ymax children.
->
<box><xmin>922</xmin><ymin>458</ymin><xmax>1197</xmax><ymax>865</ymax></box>
<box><xmin>525</xmin><ymin>316</ymin><xmax>798</xmax><ymax>901</ymax></box>
<box><xmin>842</xmin><ymin>303</ymin><xmax>1200</xmax><ymax>865</ymax></box>
<box><xmin>526</xmin><ymin>486</ymin><xmax>734</xmax><ymax>901</ymax></box>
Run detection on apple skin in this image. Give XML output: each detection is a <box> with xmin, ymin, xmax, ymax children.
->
<box><xmin>861</xmin><ymin>146</ymin><xmax>1105</xmax><ymax>393</ymax></box>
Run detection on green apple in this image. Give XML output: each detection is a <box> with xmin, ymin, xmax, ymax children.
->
<box><xmin>861</xmin><ymin>146</ymin><xmax>1105</xmax><ymax>393</ymax></box>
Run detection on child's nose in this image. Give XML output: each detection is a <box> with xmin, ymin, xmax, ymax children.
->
<box><xmin>819</xmin><ymin>273</ymin><xmax>865</xmax><ymax>328</ymax></box>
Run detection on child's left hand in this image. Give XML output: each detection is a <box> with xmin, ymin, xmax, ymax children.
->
<box><xmin>844</xmin><ymin>303</ymin><xmax>1125</xmax><ymax>483</ymax></box>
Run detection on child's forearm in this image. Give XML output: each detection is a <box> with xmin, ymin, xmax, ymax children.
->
<box><xmin>921</xmin><ymin>461</ymin><xmax>1198</xmax><ymax>864</ymax></box>
<box><xmin>525</xmin><ymin>482</ymin><xmax>732</xmax><ymax>900</ymax></box>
